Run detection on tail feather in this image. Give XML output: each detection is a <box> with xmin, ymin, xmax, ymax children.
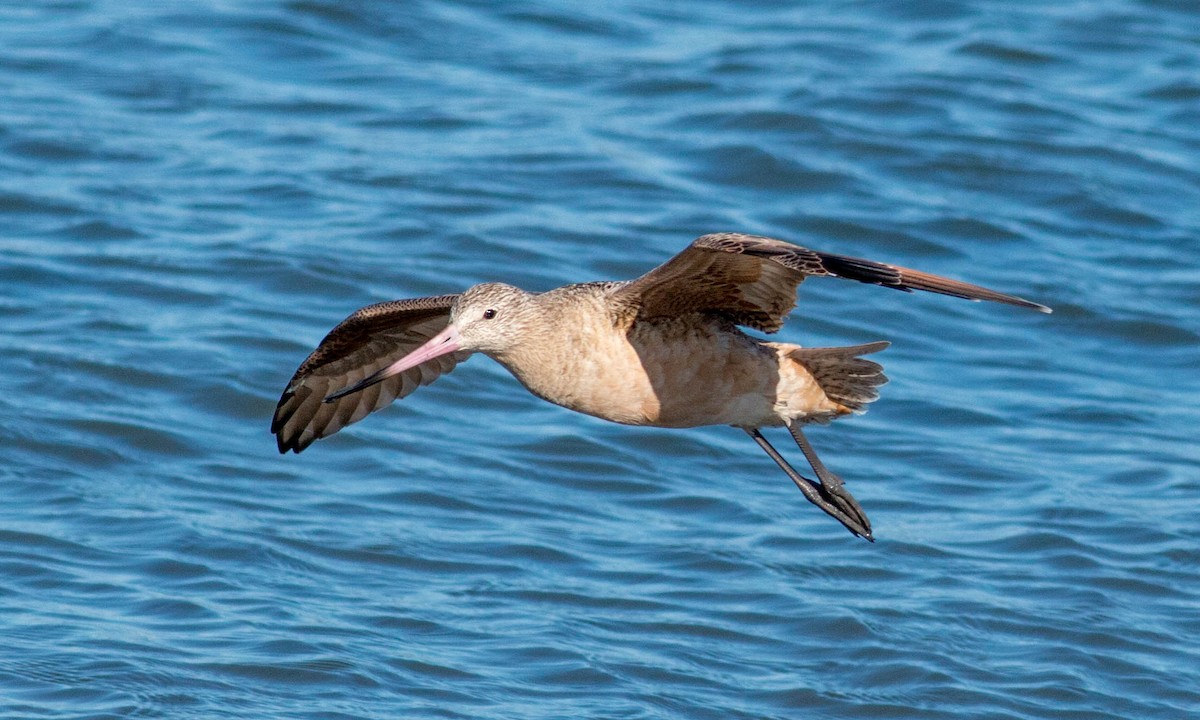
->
<box><xmin>788</xmin><ymin>341</ymin><xmax>889</xmax><ymax>414</ymax></box>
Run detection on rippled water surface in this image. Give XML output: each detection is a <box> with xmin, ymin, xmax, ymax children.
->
<box><xmin>3</xmin><ymin>1</ymin><xmax>1199</xmax><ymax>718</ymax></box>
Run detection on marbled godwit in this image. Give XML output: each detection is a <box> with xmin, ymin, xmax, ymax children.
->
<box><xmin>272</xmin><ymin>233</ymin><xmax>1050</xmax><ymax>540</ymax></box>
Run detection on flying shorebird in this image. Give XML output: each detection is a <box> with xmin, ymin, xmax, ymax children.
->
<box><xmin>272</xmin><ymin>233</ymin><xmax>1050</xmax><ymax>540</ymax></box>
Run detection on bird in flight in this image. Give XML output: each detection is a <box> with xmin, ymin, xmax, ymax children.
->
<box><xmin>272</xmin><ymin>233</ymin><xmax>1050</xmax><ymax>540</ymax></box>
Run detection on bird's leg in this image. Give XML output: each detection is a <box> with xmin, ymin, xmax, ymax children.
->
<box><xmin>786</xmin><ymin>424</ymin><xmax>872</xmax><ymax>541</ymax></box>
<box><xmin>745</xmin><ymin>428</ymin><xmax>873</xmax><ymax>541</ymax></box>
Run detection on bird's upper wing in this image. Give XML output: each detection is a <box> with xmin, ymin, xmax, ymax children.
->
<box><xmin>612</xmin><ymin>232</ymin><xmax>1049</xmax><ymax>332</ymax></box>
<box><xmin>272</xmin><ymin>294</ymin><xmax>469</xmax><ymax>453</ymax></box>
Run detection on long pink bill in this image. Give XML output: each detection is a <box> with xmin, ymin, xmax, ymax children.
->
<box><xmin>323</xmin><ymin>323</ymin><xmax>462</xmax><ymax>403</ymax></box>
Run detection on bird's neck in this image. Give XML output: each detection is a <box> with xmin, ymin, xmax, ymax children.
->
<box><xmin>485</xmin><ymin>288</ymin><xmax>637</xmax><ymax>419</ymax></box>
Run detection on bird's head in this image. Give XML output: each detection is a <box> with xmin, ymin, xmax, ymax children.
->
<box><xmin>449</xmin><ymin>282</ymin><xmax>534</xmax><ymax>356</ymax></box>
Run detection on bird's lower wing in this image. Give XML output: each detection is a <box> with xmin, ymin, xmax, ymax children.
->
<box><xmin>272</xmin><ymin>295</ymin><xmax>468</xmax><ymax>453</ymax></box>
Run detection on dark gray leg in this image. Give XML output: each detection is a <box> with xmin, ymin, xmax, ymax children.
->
<box><xmin>745</xmin><ymin>428</ymin><xmax>873</xmax><ymax>541</ymax></box>
<box><xmin>787</xmin><ymin>424</ymin><xmax>872</xmax><ymax>540</ymax></box>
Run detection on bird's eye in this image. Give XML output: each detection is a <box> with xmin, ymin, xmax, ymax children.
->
<box><xmin>483</xmin><ymin>308</ymin><xmax>497</xmax><ymax>320</ymax></box>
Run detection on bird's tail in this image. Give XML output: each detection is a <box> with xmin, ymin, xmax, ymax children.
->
<box><xmin>787</xmin><ymin>341</ymin><xmax>890</xmax><ymax>418</ymax></box>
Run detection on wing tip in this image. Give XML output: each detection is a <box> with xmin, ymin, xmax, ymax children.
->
<box><xmin>273</xmin><ymin>426</ymin><xmax>302</xmax><ymax>454</ymax></box>
<box><xmin>1003</xmin><ymin>296</ymin><xmax>1053</xmax><ymax>314</ymax></box>
<box><xmin>275</xmin><ymin>430</ymin><xmax>315</xmax><ymax>454</ymax></box>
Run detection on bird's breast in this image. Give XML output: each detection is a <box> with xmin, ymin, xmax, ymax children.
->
<box><xmin>493</xmin><ymin>316</ymin><xmax>788</xmax><ymax>429</ymax></box>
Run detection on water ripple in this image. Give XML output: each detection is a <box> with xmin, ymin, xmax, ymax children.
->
<box><xmin>2</xmin><ymin>0</ymin><xmax>1199</xmax><ymax>718</ymax></box>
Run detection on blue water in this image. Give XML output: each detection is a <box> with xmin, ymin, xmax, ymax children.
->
<box><xmin>3</xmin><ymin>1</ymin><xmax>1198</xmax><ymax>717</ymax></box>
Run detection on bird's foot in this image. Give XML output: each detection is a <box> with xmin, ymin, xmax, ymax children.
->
<box><xmin>811</xmin><ymin>467</ymin><xmax>873</xmax><ymax>542</ymax></box>
<box><xmin>787</xmin><ymin>425</ymin><xmax>873</xmax><ymax>541</ymax></box>
<box><xmin>746</xmin><ymin>428</ymin><xmax>873</xmax><ymax>541</ymax></box>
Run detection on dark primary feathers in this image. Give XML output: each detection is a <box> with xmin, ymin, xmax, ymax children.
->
<box><xmin>615</xmin><ymin>233</ymin><xmax>1050</xmax><ymax>332</ymax></box>
<box><xmin>272</xmin><ymin>294</ymin><xmax>466</xmax><ymax>453</ymax></box>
